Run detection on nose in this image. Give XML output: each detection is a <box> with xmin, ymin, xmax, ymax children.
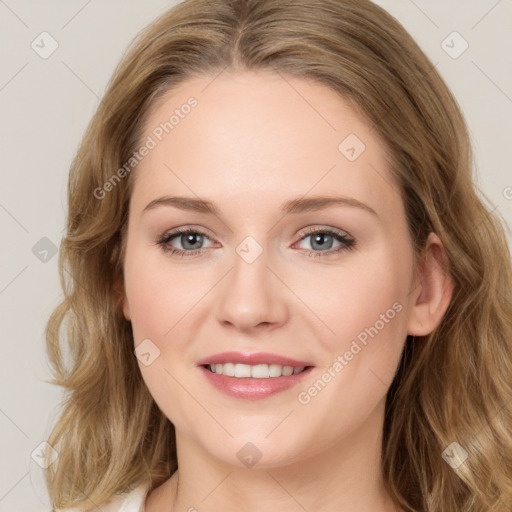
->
<box><xmin>215</xmin><ymin>242</ymin><xmax>289</xmax><ymax>333</ymax></box>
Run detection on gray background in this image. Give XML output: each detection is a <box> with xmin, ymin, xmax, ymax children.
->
<box><xmin>1</xmin><ymin>1</ymin><xmax>511</xmax><ymax>510</ymax></box>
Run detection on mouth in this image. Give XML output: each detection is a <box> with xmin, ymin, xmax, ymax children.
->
<box><xmin>197</xmin><ymin>351</ymin><xmax>315</xmax><ymax>400</ymax></box>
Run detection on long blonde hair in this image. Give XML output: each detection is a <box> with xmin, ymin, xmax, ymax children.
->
<box><xmin>44</xmin><ymin>0</ymin><xmax>512</xmax><ymax>510</ymax></box>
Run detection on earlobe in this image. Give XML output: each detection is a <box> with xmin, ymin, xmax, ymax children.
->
<box><xmin>407</xmin><ymin>232</ymin><xmax>454</xmax><ymax>336</ymax></box>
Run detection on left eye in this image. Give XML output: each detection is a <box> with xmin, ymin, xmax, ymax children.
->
<box><xmin>295</xmin><ymin>229</ymin><xmax>352</xmax><ymax>252</ymax></box>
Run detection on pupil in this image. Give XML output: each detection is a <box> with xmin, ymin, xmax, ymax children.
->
<box><xmin>312</xmin><ymin>233</ymin><xmax>332</xmax><ymax>250</ymax></box>
<box><xmin>183</xmin><ymin>233</ymin><xmax>202</xmax><ymax>250</ymax></box>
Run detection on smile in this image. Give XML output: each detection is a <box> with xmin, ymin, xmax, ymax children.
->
<box><xmin>206</xmin><ymin>363</ymin><xmax>306</xmax><ymax>378</ymax></box>
<box><xmin>196</xmin><ymin>351</ymin><xmax>315</xmax><ymax>400</ymax></box>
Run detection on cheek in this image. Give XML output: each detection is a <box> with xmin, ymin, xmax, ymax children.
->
<box><xmin>300</xmin><ymin>244</ymin><xmax>412</xmax><ymax>407</ymax></box>
<box><xmin>123</xmin><ymin>249</ymin><xmax>199</xmax><ymax>431</ymax></box>
<box><xmin>124</xmin><ymin>247</ymin><xmax>195</xmax><ymax>341</ymax></box>
<box><xmin>304</xmin><ymin>246</ymin><xmax>411</xmax><ymax>348</ymax></box>
<box><xmin>271</xmin><ymin>276</ymin><xmax>407</xmax><ymax>463</ymax></box>
<box><xmin>126</xmin><ymin>277</ymin><xmax>170</xmax><ymax>341</ymax></box>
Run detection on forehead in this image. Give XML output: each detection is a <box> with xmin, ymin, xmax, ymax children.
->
<box><xmin>130</xmin><ymin>69</ymin><xmax>399</xmax><ymax>219</ymax></box>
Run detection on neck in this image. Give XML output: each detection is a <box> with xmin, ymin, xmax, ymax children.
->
<box><xmin>147</xmin><ymin>400</ymin><xmax>401</xmax><ymax>512</ymax></box>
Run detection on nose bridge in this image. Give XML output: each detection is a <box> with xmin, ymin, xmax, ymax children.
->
<box><xmin>215</xmin><ymin>233</ymin><xmax>287</xmax><ymax>329</ymax></box>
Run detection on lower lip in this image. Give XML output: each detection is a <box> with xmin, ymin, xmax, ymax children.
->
<box><xmin>199</xmin><ymin>366</ymin><xmax>314</xmax><ymax>400</ymax></box>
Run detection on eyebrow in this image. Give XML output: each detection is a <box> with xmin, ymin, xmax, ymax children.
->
<box><xmin>142</xmin><ymin>195</ymin><xmax>378</xmax><ymax>217</ymax></box>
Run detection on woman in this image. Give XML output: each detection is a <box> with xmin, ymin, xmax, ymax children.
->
<box><xmin>44</xmin><ymin>0</ymin><xmax>512</xmax><ymax>511</ymax></box>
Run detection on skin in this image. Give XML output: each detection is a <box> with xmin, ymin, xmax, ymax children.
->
<box><xmin>119</xmin><ymin>69</ymin><xmax>453</xmax><ymax>512</ymax></box>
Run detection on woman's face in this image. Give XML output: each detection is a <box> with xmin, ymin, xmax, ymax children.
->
<box><xmin>121</xmin><ymin>69</ymin><xmax>420</xmax><ymax>467</ymax></box>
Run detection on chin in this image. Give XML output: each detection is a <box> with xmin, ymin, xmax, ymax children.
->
<box><xmin>201</xmin><ymin>433</ymin><xmax>309</xmax><ymax>470</ymax></box>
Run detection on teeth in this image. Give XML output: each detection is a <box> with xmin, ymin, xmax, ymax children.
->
<box><xmin>235</xmin><ymin>363</ymin><xmax>252</xmax><ymax>378</ymax></box>
<box><xmin>269</xmin><ymin>364</ymin><xmax>282</xmax><ymax>377</ymax></box>
<box><xmin>251</xmin><ymin>364</ymin><xmax>269</xmax><ymax>378</ymax></box>
<box><xmin>223</xmin><ymin>362</ymin><xmax>235</xmax><ymax>376</ymax></box>
<box><xmin>208</xmin><ymin>363</ymin><xmax>306</xmax><ymax>378</ymax></box>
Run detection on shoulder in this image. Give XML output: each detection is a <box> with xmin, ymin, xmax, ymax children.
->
<box><xmin>101</xmin><ymin>482</ymin><xmax>151</xmax><ymax>512</ymax></box>
<box><xmin>55</xmin><ymin>481</ymin><xmax>152</xmax><ymax>512</ymax></box>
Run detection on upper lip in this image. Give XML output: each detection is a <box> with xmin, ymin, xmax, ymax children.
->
<box><xmin>196</xmin><ymin>351</ymin><xmax>314</xmax><ymax>367</ymax></box>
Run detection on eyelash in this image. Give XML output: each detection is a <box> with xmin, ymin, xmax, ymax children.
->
<box><xmin>156</xmin><ymin>226</ymin><xmax>356</xmax><ymax>259</ymax></box>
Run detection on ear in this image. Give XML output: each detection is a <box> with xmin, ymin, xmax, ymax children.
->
<box><xmin>113</xmin><ymin>274</ymin><xmax>131</xmax><ymax>321</ymax></box>
<box><xmin>407</xmin><ymin>232</ymin><xmax>454</xmax><ymax>336</ymax></box>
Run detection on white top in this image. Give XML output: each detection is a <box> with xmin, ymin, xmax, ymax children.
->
<box><xmin>56</xmin><ymin>482</ymin><xmax>151</xmax><ymax>512</ymax></box>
